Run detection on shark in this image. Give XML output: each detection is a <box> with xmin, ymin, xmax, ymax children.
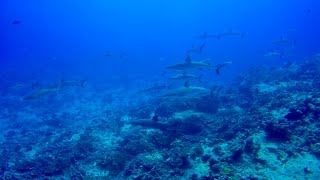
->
<box><xmin>166</xmin><ymin>56</ymin><xmax>213</xmax><ymax>70</ymax></box>
<box><xmin>166</xmin><ymin>56</ymin><xmax>231</xmax><ymax>75</ymax></box>
<box><xmin>170</xmin><ymin>72</ymin><xmax>198</xmax><ymax>81</ymax></box>
<box><xmin>193</xmin><ymin>32</ymin><xmax>219</xmax><ymax>40</ymax></box>
<box><xmin>264</xmin><ymin>52</ymin><xmax>281</xmax><ymax>57</ymax></box>
<box><xmin>166</xmin><ymin>61</ymin><xmax>213</xmax><ymax>70</ymax></box>
<box><xmin>216</xmin><ymin>30</ymin><xmax>246</xmax><ymax>39</ymax></box>
<box><xmin>314</xmin><ymin>53</ymin><xmax>320</xmax><ymax>58</ymax></box>
<box><xmin>23</xmin><ymin>86</ymin><xmax>60</xmax><ymax>100</ymax></box>
<box><xmin>272</xmin><ymin>37</ymin><xmax>296</xmax><ymax>46</ymax></box>
<box><xmin>138</xmin><ymin>83</ymin><xmax>171</xmax><ymax>93</ymax></box>
<box><xmin>263</xmin><ymin>51</ymin><xmax>284</xmax><ymax>59</ymax></box>
<box><xmin>60</xmin><ymin>79</ymin><xmax>87</xmax><ymax>88</ymax></box>
<box><xmin>162</xmin><ymin>86</ymin><xmax>210</xmax><ymax>98</ymax></box>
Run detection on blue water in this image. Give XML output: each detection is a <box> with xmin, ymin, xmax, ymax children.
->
<box><xmin>2</xmin><ymin>0</ymin><xmax>319</xmax><ymax>83</ymax></box>
<box><xmin>1</xmin><ymin>0</ymin><xmax>320</xmax><ymax>179</ymax></box>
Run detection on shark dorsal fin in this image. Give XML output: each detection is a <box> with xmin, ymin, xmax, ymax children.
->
<box><xmin>184</xmin><ymin>81</ymin><xmax>190</xmax><ymax>88</ymax></box>
<box><xmin>182</xmin><ymin>71</ymin><xmax>187</xmax><ymax>76</ymax></box>
<box><xmin>185</xmin><ymin>55</ymin><xmax>192</xmax><ymax>64</ymax></box>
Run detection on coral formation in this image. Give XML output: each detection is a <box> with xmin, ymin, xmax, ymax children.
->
<box><xmin>1</xmin><ymin>59</ymin><xmax>320</xmax><ymax>179</ymax></box>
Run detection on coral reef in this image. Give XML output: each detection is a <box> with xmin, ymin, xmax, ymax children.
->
<box><xmin>1</xmin><ymin>58</ymin><xmax>320</xmax><ymax>179</ymax></box>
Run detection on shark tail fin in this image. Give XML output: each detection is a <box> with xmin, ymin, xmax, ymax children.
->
<box><xmin>56</xmin><ymin>80</ymin><xmax>63</xmax><ymax>96</ymax></box>
<box><xmin>198</xmin><ymin>74</ymin><xmax>203</xmax><ymax>83</ymax></box>
<box><xmin>199</xmin><ymin>41</ymin><xmax>207</xmax><ymax>53</ymax></box>
<box><xmin>80</xmin><ymin>79</ymin><xmax>87</xmax><ymax>88</ymax></box>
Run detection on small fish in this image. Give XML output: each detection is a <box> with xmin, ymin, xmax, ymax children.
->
<box><xmin>11</xmin><ymin>19</ymin><xmax>22</xmax><ymax>25</ymax></box>
<box><xmin>104</xmin><ymin>52</ymin><xmax>113</xmax><ymax>57</ymax></box>
<box><xmin>47</xmin><ymin>56</ymin><xmax>57</xmax><ymax>62</ymax></box>
<box><xmin>304</xmin><ymin>8</ymin><xmax>311</xmax><ymax>14</ymax></box>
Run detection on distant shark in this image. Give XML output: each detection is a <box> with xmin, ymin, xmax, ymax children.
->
<box><xmin>60</xmin><ymin>79</ymin><xmax>87</xmax><ymax>88</ymax></box>
<box><xmin>138</xmin><ymin>83</ymin><xmax>171</xmax><ymax>93</ymax></box>
<box><xmin>216</xmin><ymin>30</ymin><xmax>246</xmax><ymax>39</ymax></box>
<box><xmin>22</xmin><ymin>79</ymin><xmax>86</xmax><ymax>100</ymax></box>
<box><xmin>263</xmin><ymin>51</ymin><xmax>283</xmax><ymax>58</ymax></box>
<box><xmin>193</xmin><ymin>32</ymin><xmax>220</xmax><ymax>40</ymax></box>
<box><xmin>23</xmin><ymin>86</ymin><xmax>60</xmax><ymax>100</ymax></box>
<box><xmin>272</xmin><ymin>37</ymin><xmax>296</xmax><ymax>46</ymax></box>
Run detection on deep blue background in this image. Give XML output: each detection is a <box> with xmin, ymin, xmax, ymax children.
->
<box><xmin>1</xmin><ymin>0</ymin><xmax>319</xmax><ymax>85</ymax></box>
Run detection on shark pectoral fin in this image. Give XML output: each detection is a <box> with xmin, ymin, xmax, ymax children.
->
<box><xmin>216</xmin><ymin>68</ymin><xmax>221</xmax><ymax>75</ymax></box>
<box><xmin>80</xmin><ymin>80</ymin><xmax>87</xmax><ymax>88</ymax></box>
<box><xmin>184</xmin><ymin>81</ymin><xmax>190</xmax><ymax>88</ymax></box>
<box><xmin>185</xmin><ymin>55</ymin><xmax>192</xmax><ymax>64</ymax></box>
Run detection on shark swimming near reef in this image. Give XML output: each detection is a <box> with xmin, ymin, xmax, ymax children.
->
<box><xmin>23</xmin><ymin>86</ymin><xmax>61</xmax><ymax>100</ymax></box>
<box><xmin>60</xmin><ymin>79</ymin><xmax>87</xmax><ymax>88</ymax></box>
<box><xmin>138</xmin><ymin>83</ymin><xmax>171</xmax><ymax>93</ymax></box>
<box><xmin>162</xmin><ymin>86</ymin><xmax>210</xmax><ymax>98</ymax></box>
<box><xmin>166</xmin><ymin>57</ymin><xmax>213</xmax><ymax>71</ymax></box>
<box><xmin>128</xmin><ymin>115</ymin><xmax>202</xmax><ymax>135</ymax></box>
<box><xmin>170</xmin><ymin>72</ymin><xmax>198</xmax><ymax>81</ymax></box>
<box><xmin>166</xmin><ymin>56</ymin><xmax>231</xmax><ymax>75</ymax></box>
<box><xmin>22</xmin><ymin>78</ymin><xmax>86</xmax><ymax>100</ymax></box>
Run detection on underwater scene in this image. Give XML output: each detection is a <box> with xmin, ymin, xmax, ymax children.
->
<box><xmin>1</xmin><ymin>0</ymin><xmax>320</xmax><ymax>179</ymax></box>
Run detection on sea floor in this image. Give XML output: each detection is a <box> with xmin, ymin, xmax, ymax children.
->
<box><xmin>1</xmin><ymin>59</ymin><xmax>320</xmax><ymax>179</ymax></box>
